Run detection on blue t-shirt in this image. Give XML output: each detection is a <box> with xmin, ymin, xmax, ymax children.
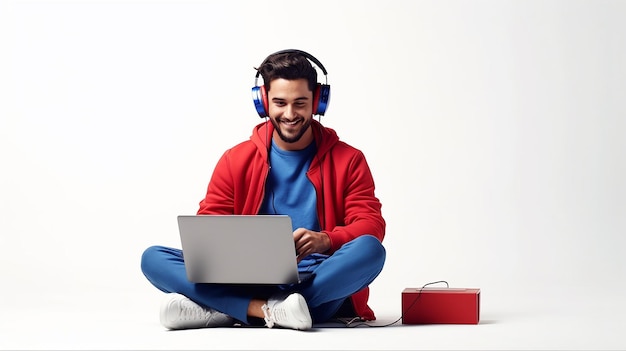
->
<box><xmin>259</xmin><ymin>140</ymin><xmax>321</xmax><ymax>232</ymax></box>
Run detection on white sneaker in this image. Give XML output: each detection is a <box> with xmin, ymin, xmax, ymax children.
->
<box><xmin>160</xmin><ymin>293</ymin><xmax>235</xmax><ymax>330</ymax></box>
<box><xmin>262</xmin><ymin>293</ymin><xmax>312</xmax><ymax>330</ymax></box>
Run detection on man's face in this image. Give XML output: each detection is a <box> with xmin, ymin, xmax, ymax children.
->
<box><xmin>267</xmin><ymin>78</ymin><xmax>314</xmax><ymax>151</ymax></box>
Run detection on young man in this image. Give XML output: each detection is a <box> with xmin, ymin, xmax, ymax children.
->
<box><xmin>141</xmin><ymin>49</ymin><xmax>386</xmax><ymax>330</ymax></box>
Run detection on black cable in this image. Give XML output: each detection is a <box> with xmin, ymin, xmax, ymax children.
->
<box><xmin>316</xmin><ymin>118</ymin><xmax>326</xmax><ymax>230</ymax></box>
<box><xmin>339</xmin><ymin>280</ymin><xmax>449</xmax><ymax>328</ymax></box>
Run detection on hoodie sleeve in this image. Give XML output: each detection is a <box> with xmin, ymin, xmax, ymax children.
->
<box><xmin>197</xmin><ymin>149</ymin><xmax>235</xmax><ymax>215</ymax></box>
<box><xmin>197</xmin><ymin>136</ymin><xmax>269</xmax><ymax>215</ymax></box>
<box><xmin>323</xmin><ymin>148</ymin><xmax>386</xmax><ymax>252</ymax></box>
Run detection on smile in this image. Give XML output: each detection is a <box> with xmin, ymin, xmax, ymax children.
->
<box><xmin>280</xmin><ymin>119</ymin><xmax>302</xmax><ymax>127</ymax></box>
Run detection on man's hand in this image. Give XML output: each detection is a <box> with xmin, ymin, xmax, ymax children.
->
<box><xmin>293</xmin><ymin>228</ymin><xmax>330</xmax><ymax>262</ymax></box>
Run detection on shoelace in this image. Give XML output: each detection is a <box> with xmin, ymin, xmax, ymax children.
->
<box><xmin>262</xmin><ymin>303</ymin><xmax>286</xmax><ymax>328</ymax></box>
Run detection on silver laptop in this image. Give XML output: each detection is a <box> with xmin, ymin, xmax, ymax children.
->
<box><xmin>177</xmin><ymin>215</ymin><xmax>313</xmax><ymax>284</ymax></box>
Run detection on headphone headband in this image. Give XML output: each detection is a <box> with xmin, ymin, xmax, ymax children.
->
<box><xmin>254</xmin><ymin>49</ymin><xmax>328</xmax><ymax>84</ymax></box>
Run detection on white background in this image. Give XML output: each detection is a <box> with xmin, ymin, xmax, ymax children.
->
<box><xmin>1</xmin><ymin>0</ymin><xmax>625</xmax><ymax>349</ymax></box>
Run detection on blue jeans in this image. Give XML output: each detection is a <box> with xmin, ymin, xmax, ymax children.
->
<box><xmin>141</xmin><ymin>235</ymin><xmax>385</xmax><ymax>324</ymax></box>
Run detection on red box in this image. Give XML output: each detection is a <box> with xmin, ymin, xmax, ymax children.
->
<box><xmin>401</xmin><ymin>288</ymin><xmax>480</xmax><ymax>324</ymax></box>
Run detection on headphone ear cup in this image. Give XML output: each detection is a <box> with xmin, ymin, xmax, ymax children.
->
<box><xmin>251</xmin><ymin>85</ymin><xmax>269</xmax><ymax>118</ymax></box>
<box><xmin>313</xmin><ymin>83</ymin><xmax>331</xmax><ymax>116</ymax></box>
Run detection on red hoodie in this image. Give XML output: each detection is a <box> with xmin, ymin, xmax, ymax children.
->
<box><xmin>197</xmin><ymin>120</ymin><xmax>386</xmax><ymax>320</ymax></box>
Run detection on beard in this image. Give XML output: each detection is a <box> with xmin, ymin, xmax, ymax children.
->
<box><xmin>270</xmin><ymin>117</ymin><xmax>312</xmax><ymax>144</ymax></box>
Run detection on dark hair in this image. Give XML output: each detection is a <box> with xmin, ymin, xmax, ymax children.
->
<box><xmin>257</xmin><ymin>51</ymin><xmax>318</xmax><ymax>93</ymax></box>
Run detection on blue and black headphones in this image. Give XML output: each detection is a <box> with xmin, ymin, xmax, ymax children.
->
<box><xmin>251</xmin><ymin>49</ymin><xmax>331</xmax><ymax>118</ymax></box>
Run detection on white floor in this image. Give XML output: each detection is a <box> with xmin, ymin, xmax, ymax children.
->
<box><xmin>2</xmin><ymin>280</ymin><xmax>624</xmax><ymax>350</ymax></box>
<box><xmin>2</xmin><ymin>1</ymin><xmax>625</xmax><ymax>349</ymax></box>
